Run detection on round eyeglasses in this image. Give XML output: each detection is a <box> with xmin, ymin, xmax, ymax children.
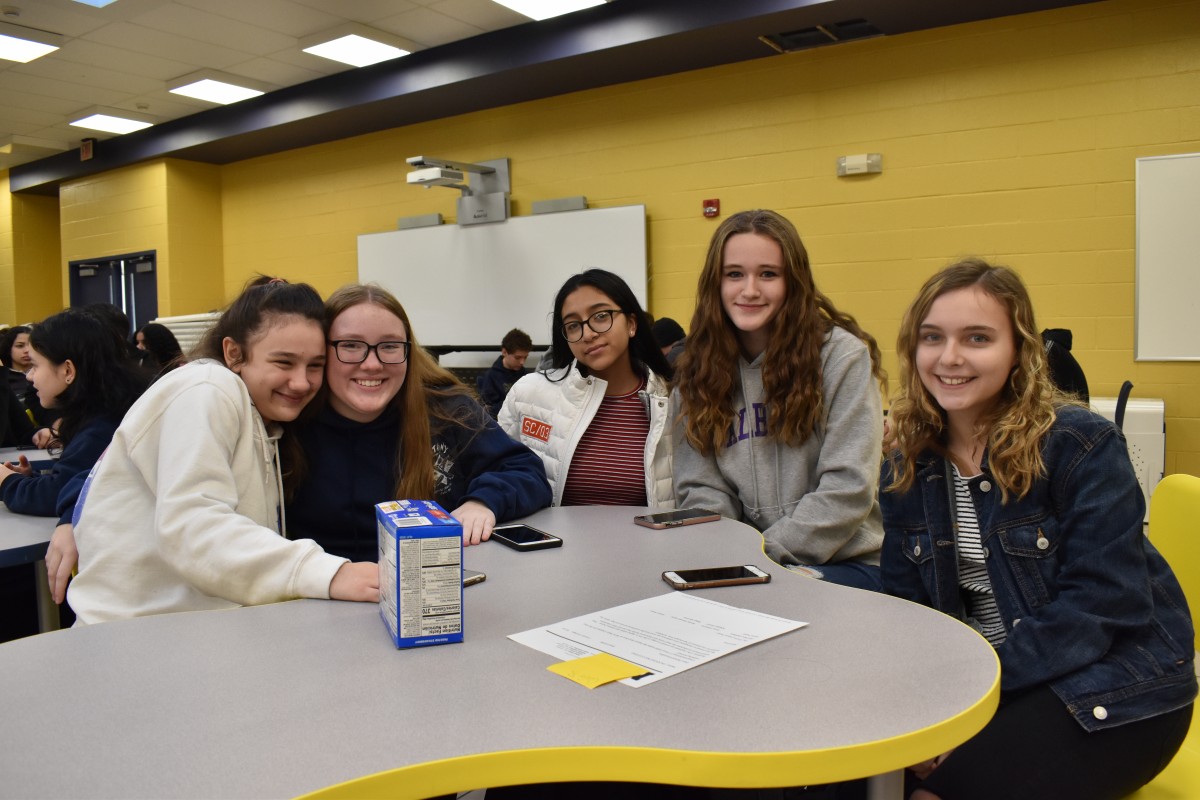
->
<box><xmin>330</xmin><ymin>340</ymin><xmax>410</xmax><ymax>364</ymax></box>
<box><xmin>562</xmin><ymin>309</ymin><xmax>624</xmax><ymax>343</ymax></box>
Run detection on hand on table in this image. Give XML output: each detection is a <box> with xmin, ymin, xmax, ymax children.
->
<box><xmin>47</xmin><ymin>523</ymin><xmax>79</xmax><ymax>604</ymax></box>
<box><xmin>329</xmin><ymin>562</ymin><xmax>380</xmax><ymax>603</ymax></box>
<box><xmin>1</xmin><ymin>455</ymin><xmax>31</xmax><ymax>485</ymax></box>
<box><xmin>453</xmin><ymin>500</ymin><xmax>496</xmax><ymax>546</ymax></box>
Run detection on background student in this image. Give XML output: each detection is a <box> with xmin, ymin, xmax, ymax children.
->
<box><xmin>477</xmin><ymin>327</ymin><xmax>532</xmax><ymax>417</ymax></box>
<box><xmin>882</xmin><ymin>259</ymin><xmax>1195</xmax><ymax>800</ymax></box>
<box><xmin>1</xmin><ymin>324</ymin><xmax>49</xmax><ymax>432</ymax></box>
<box><xmin>285</xmin><ymin>284</ymin><xmax>551</xmax><ymax>560</ymax></box>
<box><xmin>0</xmin><ymin>309</ymin><xmax>145</xmax><ymax>525</ymax></box>
<box><xmin>64</xmin><ymin>280</ymin><xmax>378</xmax><ymax>624</ymax></box>
<box><xmin>499</xmin><ymin>268</ymin><xmax>674</xmax><ymax>509</ymax></box>
<box><xmin>672</xmin><ymin>209</ymin><xmax>886</xmax><ymax>590</ymax></box>
<box><xmin>135</xmin><ymin>322</ymin><xmax>185</xmax><ymax>376</ymax></box>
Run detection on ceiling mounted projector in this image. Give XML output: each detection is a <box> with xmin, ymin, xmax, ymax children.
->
<box><xmin>407</xmin><ymin>167</ymin><xmax>467</xmax><ymax>188</ymax></box>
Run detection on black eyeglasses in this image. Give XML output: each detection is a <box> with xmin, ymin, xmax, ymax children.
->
<box><xmin>562</xmin><ymin>309</ymin><xmax>624</xmax><ymax>343</ymax></box>
<box><xmin>330</xmin><ymin>340</ymin><xmax>410</xmax><ymax>364</ymax></box>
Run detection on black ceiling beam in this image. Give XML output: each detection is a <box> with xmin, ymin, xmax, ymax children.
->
<box><xmin>8</xmin><ymin>0</ymin><xmax>1099</xmax><ymax>195</ymax></box>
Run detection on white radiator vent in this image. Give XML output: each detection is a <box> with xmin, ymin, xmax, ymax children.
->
<box><xmin>1091</xmin><ymin>397</ymin><xmax>1165</xmax><ymax>522</ymax></box>
<box><xmin>150</xmin><ymin>311</ymin><xmax>220</xmax><ymax>357</ymax></box>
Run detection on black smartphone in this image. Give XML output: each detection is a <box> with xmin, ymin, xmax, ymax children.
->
<box><xmin>634</xmin><ymin>508</ymin><xmax>721</xmax><ymax>529</ymax></box>
<box><xmin>490</xmin><ymin>524</ymin><xmax>562</xmax><ymax>551</ymax></box>
<box><xmin>662</xmin><ymin>565</ymin><xmax>771</xmax><ymax>590</ymax></box>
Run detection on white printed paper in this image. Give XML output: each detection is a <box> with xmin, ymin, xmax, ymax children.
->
<box><xmin>509</xmin><ymin>591</ymin><xmax>806</xmax><ymax>686</ymax></box>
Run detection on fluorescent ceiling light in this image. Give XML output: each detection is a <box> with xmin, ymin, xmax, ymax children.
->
<box><xmin>71</xmin><ymin>0</ymin><xmax>120</xmax><ymax>7</ymax></box>
<box><xmin>491</xmin><ymin>0</ymin><xmax>605</xmax><ymax>21</ymax></box>
<box><xmin>70</xmin><ymin>108</ymin><xmax>154</xmax><ymax>135</ymax></box>
<box><xmin>168</xmin><ymin>70</ymin><xmax>267</xmax><ymax>105</ymax></box>
<box><xmin>301</xmin><ymin>23</ymin><xmax>414</xmax><ymax>68</ymax></box>
<box><xmin>0</xmin><ymin>21</ymin><xmax>64</xmax><ymax>63</ymax></box>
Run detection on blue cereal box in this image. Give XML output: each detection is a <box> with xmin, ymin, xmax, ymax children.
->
<box><xmin>376</xmin><ymin>499</ymin><xmax>463</xmax><ymax>648</ymax></box>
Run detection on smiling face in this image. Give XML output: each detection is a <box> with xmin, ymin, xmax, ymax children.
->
<box><xmin>26</xmin><ymin>347</ymin><xmax>72</xmax><ymax>408</ymax></box>
<box><xmin>10</xmin><ymin>332</ymin><xmax>33</xmax><ymax>370</ymax></box>
<box><xmin>226</xmin><ymin>315</ymin><xmax>326</xmax><ymax>425</ymax></box>
<box><xmin>326</xmin><ymin>302</ymin><xmax>409</xmax><ymax>424</ymax></box>
<box><xmin>560</xmin><ymin>284</ymin><xmax>635</xmax><ymax>383</ymax></box>
<box><xmin>720</xmin><ymin>232</ymin><xmax>787</xmax><ymax>359</ymax></box>
<box><xmin>916</xmin><ymin>284</ymin><xmax>1018</xmax><ymax>433</ymax></box>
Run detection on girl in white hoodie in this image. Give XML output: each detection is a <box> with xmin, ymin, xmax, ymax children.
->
<box><xmin>65</xmin><ymin>279</ymin><xmax>379</xmax><ymax>624</ymax></box>
<box><xmin>672</xmin><ymin>210</ymin><xmax>886</xmax><ymax>590</ymax></box>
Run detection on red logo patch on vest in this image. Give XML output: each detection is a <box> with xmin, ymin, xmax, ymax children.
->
<box><xmin>521</xmin><ymin>416</ymin><xmax>552</xmax><ymax>443</ymax></box>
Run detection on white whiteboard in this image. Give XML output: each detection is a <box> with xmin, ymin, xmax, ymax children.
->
<box><xmin>1136</xmin><ymin>153</ymin><xmax>1200</xmax><ymax>361</ymax></box>
<box><xmin>358</xmin><ymin>205</ymin><xmax>647</xmax><ymax>347</ymax></box>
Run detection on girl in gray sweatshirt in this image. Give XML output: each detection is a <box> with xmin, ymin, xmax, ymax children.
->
<box><xmin>672</xmin><ymin>209</ymin><xmax>886</xmax><ymax>590</ymax></box>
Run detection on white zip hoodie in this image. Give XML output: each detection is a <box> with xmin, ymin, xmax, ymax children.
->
<box><xmin>69</xmin><ymin>360</ymin><xmax>347</xmax><ymax>624</ymax></box>
<box><xmin>498</xmin><ymin>361</ymin><xmax>674</xmax><ymax>509</ymax></box>
<box><xmin>672</xmin><ymin>326</ymin><xmax>883</xmax><ymax>566</ymax></box>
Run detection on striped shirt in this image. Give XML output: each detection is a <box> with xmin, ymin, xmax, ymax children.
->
<box><xmin>561</xmin><ymin>380</ymin><xmax>649</xmax><ymax>506</ymax></box>
<box><xmin>952</xmin><ymin>464</ymin><xmax>1007</xmax><ymax>647</ymax></box>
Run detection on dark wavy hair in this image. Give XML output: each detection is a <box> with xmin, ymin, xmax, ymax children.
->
<box><xmin>28</xmin><ymin>310</ymin><xmax>146</xmax><ymax>445</ymax></box>
<box><xmin>675</xmin><ymin>209</ymin><xmax>884</xmax><ymax>455</ymax></box>
<box><xmin>138</xmin><ymin>322</ymin><xmax>184</xmax><ymax>371</ymax></box>
<box><xmin>193</xmin><ymin>277</ymin><xmax>326</xmax><ymax>366</ymax></box>
<box><xmin>542</xmin><ymin>269</ymin><xmax>672</xmax><ymax>382</ymax></box>
<box><xmin>1</xmin><ymin>325</ymin><xmax>31</xmax><ymax>368</ymax></box>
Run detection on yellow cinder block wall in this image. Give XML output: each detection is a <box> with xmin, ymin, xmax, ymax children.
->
<box><xmin>12</xmin><ymin>192</ymin><xmax>62</xmax><ymax>322</ymax></box>
<box><xmin>0</xmin><ymin>172</ymin><xmax>13</xmax><ymax>324</ymax></box>
<box><xmin>60</xmin><ymin>161</ymin><xmax>169</xmax><ymax>307</ymax></box>
<box><xmin>219</xmin><ymin>0</ymin><xmax>1200</xmax><ymax>475</ymax></box>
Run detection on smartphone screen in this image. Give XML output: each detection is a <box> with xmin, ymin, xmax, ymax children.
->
<box><xmin>674</xmin><ymin>566</ymin><xmax>758</xmax><ymax>582</ymax></box>
<box><xmin>491</xmin><ymin>524</ymin><xmax>562</xmax><ymax>551</ymax></box>
<box><xmin>493</xmin><ymin>525</ymin><xmax>553</xmax><ymax>544</ymax></box>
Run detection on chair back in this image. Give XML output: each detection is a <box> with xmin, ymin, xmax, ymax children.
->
<box><xmin>1148</xmin><ymin>473</ymin><xmax>1200</xmax><ymax>632</ymax></box>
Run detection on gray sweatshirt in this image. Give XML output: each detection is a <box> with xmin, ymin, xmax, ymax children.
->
<box><xmin>672</xmin><ymin>326</ymin><xmax>884</xmax><ymax>567</ymax></box>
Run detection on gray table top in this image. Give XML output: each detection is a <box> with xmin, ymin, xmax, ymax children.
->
<box><xmin>0</xmin><ymin>502</ymin><xmax>55</xmax><ymax>567</ymax></box>
<box><xmin>0</xmin><ymin>506</ymin><xmax>998</xmax><ymax>799</ymax></box>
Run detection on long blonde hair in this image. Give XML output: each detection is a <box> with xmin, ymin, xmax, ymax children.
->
<box><xmin>675</xmin><ymin>209</ymin><xmax>884</xmax><ymax>455</ymax></box>
<box><xmin>887</xmin><ymin>258</ymin><xmax>1057</xmax><ymax>500</ymax></box>
<box><xmin>284</xmin><ymin>284</ymin><xmax>478</xmax><ymax>501</ymax></box>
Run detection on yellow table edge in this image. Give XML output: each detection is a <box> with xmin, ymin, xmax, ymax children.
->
<box><xmin>296</xmin><ymin>658</ymin><xmax>1000</xmax><ymax>799</ymax></box>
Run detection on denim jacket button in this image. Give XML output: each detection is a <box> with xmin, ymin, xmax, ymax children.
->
<box><xmin>979</xmin><ymin>480</ymin><xmax>992</xmax><ymax>492</ymax></box>
<box><xmin>1093</xmin><ymin>706</ymin><xmax>1108</xmax><ymax>720</ymax></box>
<box><xmin>914</xmin><ymin>545</ymin><xmax>921</xmax><ymax>557</ymax></box>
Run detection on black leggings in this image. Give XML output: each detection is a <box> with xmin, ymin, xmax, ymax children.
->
<box><xmin>918</xmin><ymin>685</ymin><xmax>1193</xmax><ymax>800</ymax></box>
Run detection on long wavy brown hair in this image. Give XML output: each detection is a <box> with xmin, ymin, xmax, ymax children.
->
<box><xmin>284</xmin><ymin>284</ymin><xmax>479</xmax><ymax>501</ymax></box>
<box><xmin>886</xmin><ymin>258</ymin><xmax>1057</xmax><ymax>501</ymax></box>
<box><xmin>675</xmin><ymin>209</ymin><xmax>884</xmax><ymax>455</ymax></box>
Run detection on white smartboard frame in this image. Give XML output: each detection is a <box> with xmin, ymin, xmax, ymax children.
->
<box><xmin>358</xmin><ymin>205</ymin><xmax>647</xmax><ymax>348</ymax></box>
<box><xmin>1135</xmin><ymin>153</ymin><xmax>1200</xmax><ymax>361</ymax></box>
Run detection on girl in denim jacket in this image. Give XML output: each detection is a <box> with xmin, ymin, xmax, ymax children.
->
<box><xmin>881</xmin><ymin>259</ymin><xmax>1195</xmax><ymax>800</ymax></box>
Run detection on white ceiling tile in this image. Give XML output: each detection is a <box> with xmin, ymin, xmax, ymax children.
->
<box><xmin>377</xmin><ymin>7</ymin><xmax>487</xmax><ymax>48</ymax></box>
<box><xmin>172</xmin><ymin>0</ymin><xmax>341</xmax><ymax>38</ymax></box>
<box><xmin>430</xmin><ymin>0</ymin><xmax>528</xmax><ymax>30</ymax></box>
<box><xmin>124</xmin><ymin>4</ymin><xmax>297</xmax><ymax>56</ymax></box>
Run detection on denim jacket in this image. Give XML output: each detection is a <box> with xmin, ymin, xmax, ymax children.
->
<box><xmin>880</xmin><ymin>405</ymin><xmax>1196</xmax><ymax>732</ymax></box>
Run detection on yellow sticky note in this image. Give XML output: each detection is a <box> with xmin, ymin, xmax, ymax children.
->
<box><xmin>547</xmin><ymin>653</ymin><xmax>647</xmax><ymax>689</ymax></box>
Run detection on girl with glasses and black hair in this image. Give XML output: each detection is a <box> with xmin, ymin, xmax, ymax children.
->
<box><xmin>672</xmin><ymin>210</ymin><xmax>887</xmax><ymax>591</ymax></box>
<box><xmin>63</xmin><ymin>278</ymin><xmax>379</xmax><ymax>623</ymax></box>
<box><xmin>499</xmin><ymin>268</ymin><xmax>675</xmax><ymax>509</ymax></box>
<box><xmin>283</xmin><ymin>284</ymin><xmax>551</xmax><ymax>560</ymax></box>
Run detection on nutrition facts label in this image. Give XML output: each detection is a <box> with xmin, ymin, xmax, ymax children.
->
<box><xmin>398</xmin><ymin>536</ymin><xmax>461</xmax><ymax>638</ymax></box>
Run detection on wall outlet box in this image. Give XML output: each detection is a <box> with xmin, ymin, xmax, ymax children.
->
<box><xmin>376</xmin><ymin>499</ymin><xmax>463</xmax><ymax>648</ymax></box>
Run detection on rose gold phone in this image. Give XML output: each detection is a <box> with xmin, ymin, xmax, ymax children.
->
<box><xmin>661</xmin><ymin>565</ymin><xmax>771</xmax><ymax>590</ymax></box>
<box><xmin>634</xmin><ymin>508</ymin><xmax>721</xmax><ymax>529</ymax></box>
